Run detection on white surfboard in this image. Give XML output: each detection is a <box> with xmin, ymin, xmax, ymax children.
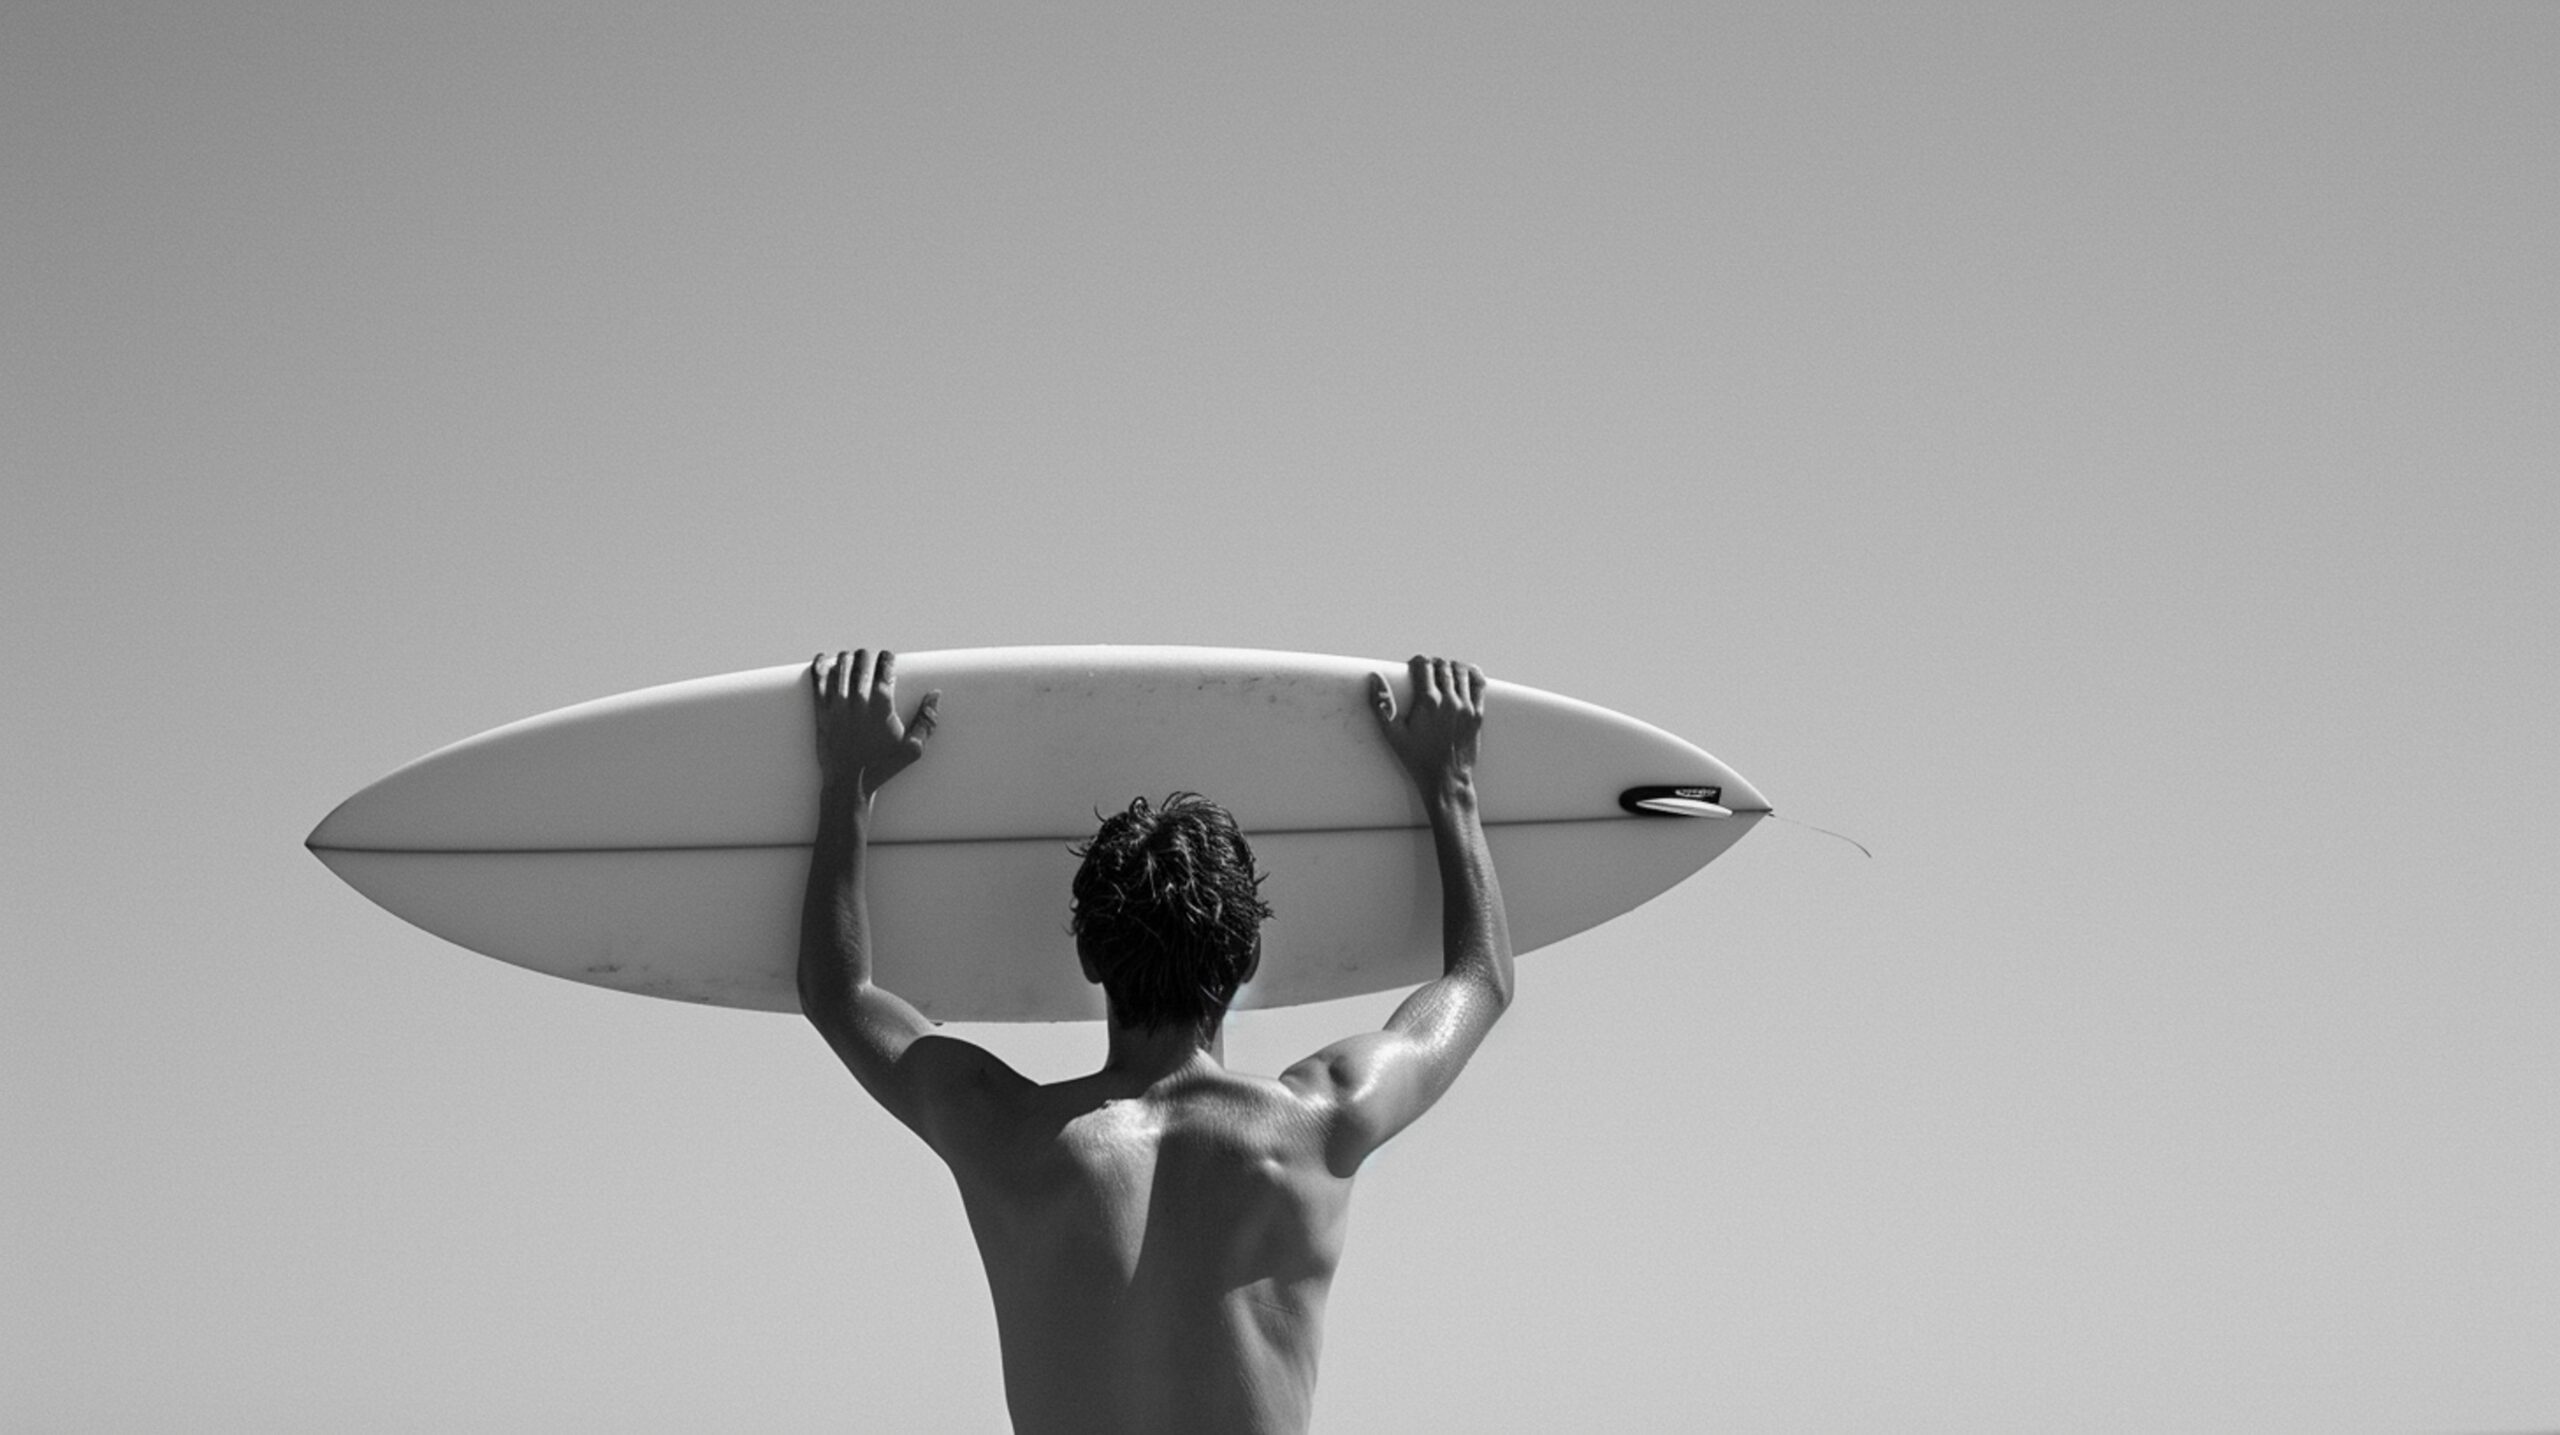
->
<box><xmin>307</xmin><ymin>647</ymin><xmax>1768</xmax><ymax>1020</ymax></box>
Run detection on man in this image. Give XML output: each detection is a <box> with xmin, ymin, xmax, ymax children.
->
<box><xmin>798</xmin><ymin>648</ymin><xmax>1513</xmax><ymax>1435</ymax></box>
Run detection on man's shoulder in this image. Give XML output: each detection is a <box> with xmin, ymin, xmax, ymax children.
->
<box><xmin>1162</xmin><ymin>1063</ymin><xmax>1306</xmax><ymax>1105</ymax></box>
<box><xmin>960</xmin><ymin>1062</ymin><xmax>1328</xmax><ymax>1154</ymax></box>
<box><xmin>1150</xmin><ymin>1068</ymin><xmax>1335</xmax><ymax>1152</ymax></box>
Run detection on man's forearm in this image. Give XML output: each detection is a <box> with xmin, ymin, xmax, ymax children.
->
<box><xmin>1422</xmin><ymin>782</ymin><xmax>1513</xmax><ymax>1001</ymax></box>
<box><xmin>798</xmin><ymin>780</ymin><xmax>876</xmax><ymax>1014</ymax></box>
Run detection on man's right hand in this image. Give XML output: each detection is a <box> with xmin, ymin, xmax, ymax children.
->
<box><xmin>1368</xmin><ymin>655</ymin><xmax>1486</xmax><ymax>799</ymax></box>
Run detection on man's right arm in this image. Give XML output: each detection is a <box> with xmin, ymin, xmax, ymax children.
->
<box><xmin>1281</xmin><ymin>656</ymin><xmax>1515</xmax><ymax>1175</ymax></box>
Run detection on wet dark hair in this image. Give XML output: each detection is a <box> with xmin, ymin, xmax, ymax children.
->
<box><xmin>1070</xmin><ymin>794</ymin><xmax>1274</xmax><ymax>1034</ymax></box>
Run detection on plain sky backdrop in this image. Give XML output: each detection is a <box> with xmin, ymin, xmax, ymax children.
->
<box><xmin>7</xmin><ymin>4</ymin><xmax>2554</xmax><ymax>1430</ymax></box>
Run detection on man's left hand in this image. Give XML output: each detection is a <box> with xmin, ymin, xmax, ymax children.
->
<box><xmin>812</xmin><ymin>648</ymin><xmax>939</xmax><ymax>802</ymax></box>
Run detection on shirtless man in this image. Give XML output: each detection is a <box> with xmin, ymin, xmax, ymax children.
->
<box><xmin>798</xmin><ymin>648</ymin><xmax>1513</xmax><ymax>1435</ymax></box>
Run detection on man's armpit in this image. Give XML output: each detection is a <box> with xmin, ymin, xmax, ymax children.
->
<box><xmin>897</xmin><ymin>1033</ymin><xmax>1029</xmax><ymax>1137</ymax></box>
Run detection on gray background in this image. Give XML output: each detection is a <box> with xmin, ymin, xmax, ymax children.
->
<box><xmin>8</xmin><ymin>4</ymin><xmax>2554</xmax><ymax>1430</ymax></box>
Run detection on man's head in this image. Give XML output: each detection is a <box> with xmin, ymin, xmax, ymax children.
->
<box><xmin>1071</xmin><ymin>793</ymin><xmax>1274</xmax><ymax>1036</ymax></box>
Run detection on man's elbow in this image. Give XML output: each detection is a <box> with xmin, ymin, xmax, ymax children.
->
<box><xmin>797</xmin><ymin>962</ymin><xmax>852</xmax><ymax>1035</ymax></box>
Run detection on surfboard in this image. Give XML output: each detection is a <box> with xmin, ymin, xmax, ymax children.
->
<box><xmin>307</xmin><ymin>647</ymin><xmax>1768</xmax><ymax>1020</ymax></box>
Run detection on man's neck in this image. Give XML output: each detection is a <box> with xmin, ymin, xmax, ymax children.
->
<box><xmin>1101</xmin><ymin>1012</ymin><xmax>1224</xmax><ymax>1077</ymax></box>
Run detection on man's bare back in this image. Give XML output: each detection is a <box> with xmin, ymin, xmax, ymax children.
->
<box><xmin>933</xmin><ymin>1053</ymin><xmax>1350</xmax><ymax>1433</ymax></box>
<box><xmin>797</xmin><ymin>651</ymin><xmax>1511</xmax><ymax>1434</ymax></box>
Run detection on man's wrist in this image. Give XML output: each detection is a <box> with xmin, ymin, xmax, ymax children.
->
<box><xmin>1418</xmin><ymin>775</ymin><xmax>1479</xmax><ymax>817</ymax></box>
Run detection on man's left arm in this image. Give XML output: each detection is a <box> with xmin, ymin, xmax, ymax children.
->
<box><xmin>800</xmin><ymin>649</ymin><xmax>1025</xmax><ymax>1148</ymax></box>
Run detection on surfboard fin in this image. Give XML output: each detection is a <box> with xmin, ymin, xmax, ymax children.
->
<box><xmin>1619</xmin><ymin>785</ymin><xmax>1732</xmax><ymax>818</ymax></box>
<box><xmin>1636</xmin><ymin>796</ymin><xmax>1732</xmax><ymax>818</ymax></box>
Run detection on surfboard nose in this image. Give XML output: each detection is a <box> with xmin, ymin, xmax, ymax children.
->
<box><xmin>306</xmin><ymin>784</ymin><xmax>378</xmax><ymax>853</ymax></box>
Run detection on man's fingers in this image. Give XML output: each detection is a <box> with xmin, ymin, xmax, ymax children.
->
<box><xmin>1407</xmin><ymin>654</ymin><xmax>1433</xmax><ymax>708</ymax></box>
<box><xmin>1369</xmin><ymin>671</ymin><xmax>1397</xmax><ymax>725</ymax></box>
<box><xmin>814</xmin><ymin>648</ymin><xmax>931</xmax><ymax>715</ymax></box>
<box><xmin>1464</xmin><ymin>663</ymin><xmax>1486</xmax><ymax>710</ymax></box>
<box><xmin>910</xmin><ymin>690</ymin><xmax>940</xmax><ymax>738</ymax></box>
